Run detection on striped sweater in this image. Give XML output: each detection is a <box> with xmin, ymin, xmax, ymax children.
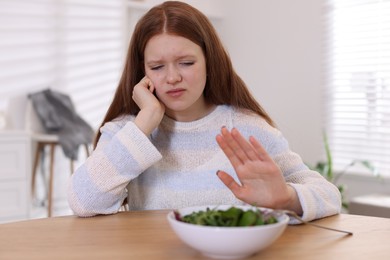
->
<box><xmin>67</xmin><ymin>105</ymin><xmax>341</xmax><ymax>223</ymax></box>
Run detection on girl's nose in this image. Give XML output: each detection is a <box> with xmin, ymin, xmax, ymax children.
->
<box><xmin>166</xmin><ymin>65</ymin><xmax>182</xmax><ymax>84</ymax></box>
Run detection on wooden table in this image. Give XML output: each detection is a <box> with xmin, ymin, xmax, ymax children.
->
<box><xmin>0</xmin><ymin>211</ymin><xmax>389</xmax><ymax>259</ymax></box>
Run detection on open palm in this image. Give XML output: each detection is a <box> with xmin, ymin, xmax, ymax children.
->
<box><xmin>216</xmin><ymin>127</ymin><xmax>297</xmax><ymax>211</ymax></box>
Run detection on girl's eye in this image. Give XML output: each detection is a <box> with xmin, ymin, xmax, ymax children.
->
<box><xmin>181</xmin><ymin>61</ymin><xmax>194</xmax><ymax>66</ymax></box>
<box><xmin>151</xmin><ymin>65</ymin><xmax>163</xmax><ymax>70</ymax></box>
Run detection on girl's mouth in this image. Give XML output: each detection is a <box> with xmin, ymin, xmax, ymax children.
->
<box><xmin>167</xmin><ymin>88</ymin><xmax>185</xmax><ymax>97</ymax></box>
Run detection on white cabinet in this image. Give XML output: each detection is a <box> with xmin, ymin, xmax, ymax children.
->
<box><xmin>0</xmin><ymin>131</ymin><xmax>31</xmax><ymax>223</ymax></box>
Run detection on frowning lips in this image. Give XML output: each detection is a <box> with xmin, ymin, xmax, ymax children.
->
<box><xmin>166</xmin><ymin>88</ymin><xmax>186</xmax><ymax>97</ymax></box>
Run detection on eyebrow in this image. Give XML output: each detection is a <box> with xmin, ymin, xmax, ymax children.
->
<box><xmin>145</xmin><ymin>55</ymin><xmax>197</xmax><ymax>65</ymax></box>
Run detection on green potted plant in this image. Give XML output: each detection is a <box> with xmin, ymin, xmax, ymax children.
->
<box><xmin>310</xmin><ymin>133</ymin><xmax>378</xmax><ymax>209</ymax></box>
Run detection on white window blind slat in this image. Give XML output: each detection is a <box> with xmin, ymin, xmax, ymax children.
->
<box><xmin>70</xmin><ymin>83</ymin><xmax>116</xmax><ymax>102</ymax></box>
<box><xmin>0</xmin><ymin>2</ymin><xmax>56</xmax><ymax>16</ymax></box>
<box><xmin>65</xmin><ymin>53</ymin><xmax>121</xmax><ymax>69</ymax></box>
<box><xmin>65</xmin><ymin>71</ymin><xmax>119</xmax><ymax>94</ymax></box>
<box><xmin>0</xmin><ymin>47</ymin><xmax>55</xmax><ymax>63</ymax></box>
<box><xmin>325</xmin><ymin>0</ymin><xmax>390</xmax><ymax>177</ymax></box>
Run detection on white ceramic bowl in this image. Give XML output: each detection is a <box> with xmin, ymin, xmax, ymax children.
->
<box><xmin>167</xmin><ymin>205</ymin><xmax>289</xmax><ymax>259</ymax></box>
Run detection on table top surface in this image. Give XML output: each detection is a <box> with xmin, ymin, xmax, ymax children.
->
<box><xmin>0</xmin><ymin>210</ymin><xmax>389</xmax><ymax>260</ymax></box>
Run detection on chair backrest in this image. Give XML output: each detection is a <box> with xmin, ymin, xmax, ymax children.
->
<box><xmin>5</xmin><ymin>94</ymin><xmax>28</xmax><ymax>130</ymax></box>
<box><xmin>25</xmin><ymin>99</ymin><xmax>47</xmax><ymax>135</ymax></box>
<box><xmin>6</xmin><ymin>93</ymin><xmax>58</xmax><ymax>138</ymax></box>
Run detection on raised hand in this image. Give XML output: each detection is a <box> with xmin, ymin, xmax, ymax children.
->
<box><xmin>133</xmin><ymin>76</ymin><xmax>165</xmax><ymax>135</ymax></box>
<box><xmin>216</xmin><ymin>127</ymin><xmax>302</xmax><ymax>214</ymax></box>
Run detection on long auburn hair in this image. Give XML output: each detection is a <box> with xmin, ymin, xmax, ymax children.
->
<box><xmin>94</xmin><ymin>1</ymin><xmax>274</xmax><ymax>147</ymax></box>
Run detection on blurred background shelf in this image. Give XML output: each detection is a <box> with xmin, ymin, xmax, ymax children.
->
<box><xmin>0</xmin><ymin>131</ymin><xmax>31</xmax><ymax>223</ymax></box>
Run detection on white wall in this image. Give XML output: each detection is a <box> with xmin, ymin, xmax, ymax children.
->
<box><xmin>215</xmin><ymin>0</ymin><xmax>324</xmax><ymax>165</ymax></box>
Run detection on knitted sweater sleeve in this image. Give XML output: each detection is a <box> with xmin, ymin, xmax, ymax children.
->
<box><xmin>268</xmin><ymin>131</ymin><xmax>342</xmax><ymax>224</ymax></box>
<box><xmin>67</xmin><ymin>118</ymin><xmax>162</xmax><ymax>217</ymax></box>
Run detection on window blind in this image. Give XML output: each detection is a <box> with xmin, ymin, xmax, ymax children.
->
<box><xmin>324</xmin><ymin>0</ymin><xmax>390</xmax><ymax>176</ymax></box>
<box><xmin>0</xmin><ymin>0</ymin><xmax>127</xmax><ymax>130</ymax></box>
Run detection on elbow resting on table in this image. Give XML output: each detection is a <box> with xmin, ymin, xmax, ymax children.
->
<box><xmin>67</xmin><ymin>182</ymin><xmax>125</xmax><ymax>217</ymax></box>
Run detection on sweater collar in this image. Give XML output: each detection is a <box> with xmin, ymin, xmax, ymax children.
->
<box><xmin>160</xmin><ymin>105</ymin><xmax>229</xmax><ymax>130</ymax></box>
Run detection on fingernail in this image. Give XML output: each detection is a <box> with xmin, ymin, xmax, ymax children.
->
<box><xmin>216</xmin><ymin>170</ymin><xmax>220</xmax><ymax>176</ymax></box>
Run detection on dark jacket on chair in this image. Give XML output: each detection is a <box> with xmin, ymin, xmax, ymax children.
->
<box><xmin>29</xmin><ymin>89</ymin><xmax>94</xmax><ymax>160</ymax></box>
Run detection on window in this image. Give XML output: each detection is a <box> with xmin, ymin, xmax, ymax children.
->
<box><xmin>325</xmin><ymin>0</ymin><xmax>390</xmax><ymax>176</ymax></box>
<box><xmin>0</xmin><ymin>0</ymin><xmax>127</xmax><ymax>130</ymax></box>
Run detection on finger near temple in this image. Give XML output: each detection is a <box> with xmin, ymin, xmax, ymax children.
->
<box><xmin>216</xmin><ymin>134</ymin><xmax>243</xmax><ymax>168</ymax></box>
<box><xmin>216</xmin><ymin>170</ymin><xmax>242</xmax><ymax>196</ymax></box>
<box><xmin>144</xmin><ymin>77</ymin><xmax>155</xmax><ymax>93</ymax></box>
<box><xmin>231</xmin><ymin>128</ymin><xmax>261</xmax><ymax>161</ymax></box>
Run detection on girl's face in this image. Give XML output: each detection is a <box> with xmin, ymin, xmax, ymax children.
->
<box><xmin>144</xmin><ymin>33</ymin><xmax>211</xmax><ymax>122</ymax></box>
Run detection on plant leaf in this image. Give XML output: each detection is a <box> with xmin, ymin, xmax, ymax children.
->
<box><xmin>323</xmin><ymin>132</ymin><xmax>333</xmax><ymax>181</ymax></box>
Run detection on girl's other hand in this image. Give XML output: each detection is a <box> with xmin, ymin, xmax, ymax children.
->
<box><xmin>216</xmin><ymin>127</ymin><xmax>303</xmax><ymax>215</ymax></box>
<box><xmin>133</xmin><ymin>76</ymin><xmax>165</xmax><ymax>135</ymax></box>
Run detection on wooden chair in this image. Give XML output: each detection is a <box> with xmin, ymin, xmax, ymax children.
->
<box><xmin>26</xmin><ymin>101</ymin><xmax>90</xmax><ymax>217</ymax></box>
<box><xmin>120</xmin><ymin>198</ymin><xmax>129</xmax><ymax>212</ymax></box>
